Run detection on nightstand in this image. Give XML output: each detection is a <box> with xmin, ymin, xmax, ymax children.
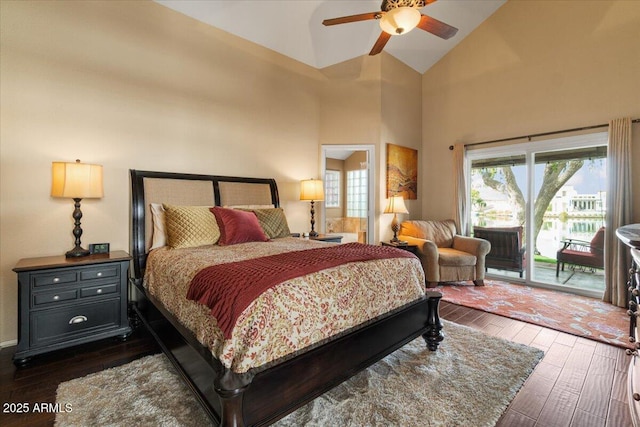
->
<box><xmin>309</xmin><ymin>234</ymin><xmax>343</xmax><ymax>243</ymax></box>
<box><xmin>13</xmin><ymin>251</ymin><xmax>132</xmax><ymax>366</ymax></box>
<box><xmin>381</xmin><ymin>241</ymin><xmax>418</xmax><ymax>255</ymax></box>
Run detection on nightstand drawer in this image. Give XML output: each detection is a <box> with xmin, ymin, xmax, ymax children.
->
<box><xmin>80</xmin><ymin>266</ymin><xmax>119</xmax><ymax>281</ymax></box>
<box><xmin>33</xmin><ymin>289</ymin><xmax>78</xmax><ymax>306</ymax></box>
<box><xmin>33</xmin><ymin>271</ymin><xmax>77</xmax><ymax>287</ymax></box>
<box><xmin>80</xmin><ymin>283</ymin><xmax>118</xmax><ymax>298</ymax></box>
<box><xmin>30</xmin><ymin>299</ymin><xmax>120</xmax><ymax>347</ymax></box>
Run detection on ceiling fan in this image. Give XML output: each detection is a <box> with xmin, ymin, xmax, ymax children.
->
<box><xmin>322</xmin><ymin>0</ymin><xmax>458</xmax><ymax>56</ymax></box>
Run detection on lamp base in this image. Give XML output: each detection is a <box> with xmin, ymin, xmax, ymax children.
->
<box><xmin>390</xmin><ymin>214</ymin><xmax>401</xmax><ymax>243</ymax></box>
<box><xmin>309</xmin><ymin>230</ymin><xmax>319</xmax><ymax>237</ymax></box>
<box><xmin>65</xmin><ymin>246</ymin><xmax>90</xmax><ymax>258</ymax></box>
<box><xmin>65</xmin><ymin>197</ymin><xmax>90</xmax><ymax>258</ymax></box>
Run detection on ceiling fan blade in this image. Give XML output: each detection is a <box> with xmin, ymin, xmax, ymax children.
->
<box><xmin>322</xmin><ymin>12</ymin><xmax>381</xmax><ymax>26</ymax></box>
<box><xmin>417</xmin><ymin>14</ymin><xmax>458</xmax><ymax>39</ymax></box>
<box><xmin>369</xmin><ymin>32</ymin><xmax>392</xmax><ymax>56</ymax></box>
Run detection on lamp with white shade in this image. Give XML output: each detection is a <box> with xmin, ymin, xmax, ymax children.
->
<box><xmin>384</xmin><ymin>195</ymin><xmax>409</xmax><ymax>243</ymax></box>
<box><xmin>300</xmin><ymin>179</ymin><xmax>324</xmax><ymax>237</ymax></box>
<box><xmin>51</xmin><ymin>159</ymin><xmax>103</xmax><ymax>258</ymax></box>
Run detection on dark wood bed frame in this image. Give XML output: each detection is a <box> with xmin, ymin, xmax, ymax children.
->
<box><xmin>129</xmin><ymin>169</ymin><xmax>444</xmax><ymax>426</ymax></box>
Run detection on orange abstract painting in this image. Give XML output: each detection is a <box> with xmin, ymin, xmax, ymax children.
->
<box><xmin>386</xmin><ymin>143</ymin><xmax>417</xmax><ymax>199</ymax></box>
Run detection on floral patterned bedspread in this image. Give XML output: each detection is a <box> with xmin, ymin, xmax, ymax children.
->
<box><xmin>143</xmin><ymin>238</ymin><xmax>426</xmax><ymax>373</ymax></box>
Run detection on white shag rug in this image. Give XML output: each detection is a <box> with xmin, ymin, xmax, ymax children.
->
<box><xmin>55</xmin><ymin>320</ymin><xmax>543</xmax><ymax>426</ymax></box>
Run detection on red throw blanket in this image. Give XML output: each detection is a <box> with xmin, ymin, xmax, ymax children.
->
<box><xmin>187</xmin><ymin>243</ymin><xmax>416</xmax><ymax>339</ymax></box>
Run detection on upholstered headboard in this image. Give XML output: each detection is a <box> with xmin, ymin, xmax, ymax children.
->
<box><xmin>129</xmin><ymin>169</ymin><xmax>279</xmax><ymax>280</ymax></box>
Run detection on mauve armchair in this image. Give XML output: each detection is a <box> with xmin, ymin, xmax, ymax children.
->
<box><xmin>556</xmin><ymin>226</ymin><xmax>605</xmax><ymax>276</ymax></box>
<box><xmin>399</xmin><ymin>219</ymin><xmax>491</xmax><ymax>288</ymax></box>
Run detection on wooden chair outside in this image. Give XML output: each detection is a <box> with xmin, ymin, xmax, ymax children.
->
<box><xmin>473</xmin><ymin>226</ymin><xmax>525</xmax><ymax>278</ymax></box>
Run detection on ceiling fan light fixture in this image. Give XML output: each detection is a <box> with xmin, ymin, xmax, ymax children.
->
<box><xmin>379</xmin><ymin>7</ymin><xmax>421</xmax><ymax>35</ymax></box>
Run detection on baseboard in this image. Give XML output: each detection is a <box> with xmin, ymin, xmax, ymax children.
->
<box><xmin>1</xmin><ymin>339</ymin><xmax>17</xmax><ymax>349</ymax></box>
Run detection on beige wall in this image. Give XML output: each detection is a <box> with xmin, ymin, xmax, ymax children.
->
<box><xmin>422</xmin><ymin>0</ymin><xmax>640</xmax><ymax>222</ymax></box>
<box><xmin>318</xmin><ymin>54</ymin><xmax>423</xmax><ymax>243</ymax></box>
<box><xmin>5</xmin><ymin>0</ymin><xmax>633</xmax><ymax>347</ymax></box>
<box><xmin>0</xmin><ymin>0</ymin><xmax>327</xmax><ymax>345</ymax></box>
<box><xmin>0</xmin><ymin>1</ymin><xmax>423</xmax><ymax>345</ymax></box>
<box><xmin>381</xmin><ymin>54</ymin><xmax>423</xmax><ymax>239</ymax></box>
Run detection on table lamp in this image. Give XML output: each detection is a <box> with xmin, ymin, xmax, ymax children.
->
<box><xmin>300</xmin><ymin>179</ymin><xmax>324</xmax><ymax>237</ymax></box>
<box><xmin>51</xmin><ymin>159</ymin><xmax>104</xmax><ymax>257</ymax></box>
<box><xmin>384</xmin><ymin>195</ymin><xmax>408</xmax><ymax>243</ymax></box>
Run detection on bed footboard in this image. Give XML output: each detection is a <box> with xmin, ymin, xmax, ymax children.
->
<box><xmin>211</xmin><ymin>292</ymin><xmax>443</xmax><ymax>427</ymax></box>
<box><xmin>131</xmin><ymin>280</ymin><xmax>442</xmax><ymax>427</ymax></box>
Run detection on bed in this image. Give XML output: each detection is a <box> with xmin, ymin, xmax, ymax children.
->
<box><xmin>129</xmin><ymin>169</ymin><xmax>444</xmax><ymax>426</ymax></box>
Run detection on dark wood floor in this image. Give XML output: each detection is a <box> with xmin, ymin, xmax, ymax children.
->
<box><xmin>0</xmin><ymin>325</ymin><xmax>161</xmax><ymax>427</ymax></box>
<box><xmin>0</xmin><ymin>302</ymin><xmax>633</xmax><ymax>426</ymax></box>
<box><xmin>440</xmin><ymin>302</ymin><xmax>633</xmax><ymax>427</ymax></box>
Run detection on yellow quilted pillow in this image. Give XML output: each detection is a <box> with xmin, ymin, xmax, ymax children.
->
<box><xmin>163</xmin><ymin>204</ymin><xmax>220</xmax><ymax>248</ymax></box>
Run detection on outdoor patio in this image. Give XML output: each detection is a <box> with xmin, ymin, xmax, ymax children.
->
<box><xmin>487</xmin><ymin>260</ymin><xmax>605</xmax><ymax>294</ymax></box>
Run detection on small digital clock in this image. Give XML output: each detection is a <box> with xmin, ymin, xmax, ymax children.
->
<box><xmin>89</xmin><ymin>243</ymin><xmax>110</xmax><ymax>254</ymax></box>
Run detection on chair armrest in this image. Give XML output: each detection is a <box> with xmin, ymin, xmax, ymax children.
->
<box><xmin>398</xmin><ymin>235</ymin><xmax>439</xmax><ymax>282</ymax></box>
<box><xmin>559</xmin><ymin>239</ymin><xmax>593</xmax><ymax>252</ymax></box>
<box><xmin>452</xmin><ymin>235</ymin><xmax>491</xmax><ymax>257</ymax></box>
<box><xmin>561</xmin><ymin>238</ymin><xmax>591</xmax><ymax>246</ymax></box>
<box><xmin>399</xmin><ymin>236</ymin><xmax>439</xmax><ymax>260</ymax></box>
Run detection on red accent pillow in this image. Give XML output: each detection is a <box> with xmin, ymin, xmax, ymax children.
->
<box><xmin>210</xmin><ymin>207</ymin><xmax>269</xmax><ymax>245</ymax></box>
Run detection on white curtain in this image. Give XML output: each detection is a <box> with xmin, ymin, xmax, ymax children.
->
<box><xmin>604</xmin><ymin>117</ymin><xmax>633</xmax><ymax>307</ymax></box>
<box><xmin>453</xmin><ymin>144</ymin><xmax>468</xmax><ymax>235</ymax></box>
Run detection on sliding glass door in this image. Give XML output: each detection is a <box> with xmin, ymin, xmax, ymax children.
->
<box><xmin>467</xmin><ymin>132</ymin><xmax>607</xmax><ymax>297</ymax></box>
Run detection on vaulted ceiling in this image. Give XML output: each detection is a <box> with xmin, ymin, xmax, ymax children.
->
<box><xmin>155</xmin><ymin>0</ymin><xmax>506</xmax><ymax>74</ymax></box>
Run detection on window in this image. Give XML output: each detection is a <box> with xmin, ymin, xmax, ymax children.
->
<box><xmin>346</xmin><ymin>169</ymin><xmax>368</xmax><ymax>218</ymax></box>
<box><xmin>324</xmin><ymin>170</ymin><xmax>340</xmax><ymax>208</ymax></box>
<box><xmin>467</xmin><ymin>132</ymin><xmax>607</xmax><ymax>296</ymax></box>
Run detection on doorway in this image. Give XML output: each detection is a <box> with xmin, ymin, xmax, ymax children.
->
<box><xmin>321</xmin><ymin>145</ymin><xmax>375</xmax><ymax>244</ymax></box>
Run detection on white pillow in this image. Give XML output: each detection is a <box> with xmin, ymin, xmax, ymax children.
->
<box><xmin>150</xmin><ymin>203</ymin><xmax>166</xmax><ymax>250</ymax></box>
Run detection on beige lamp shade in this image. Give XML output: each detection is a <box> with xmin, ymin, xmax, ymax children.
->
<box><xmin>384</xmin><ymin>195</ymin><xmax>409</xmax><ymax>214</ymax></box>
<box><xmin>300</xmin><ymin>179</ymin><xmax>325</xmax><ymax>201</ymax></box>
<box><xmin>51</xmin><ymin>160</ymin><xmax>103</xmax><ymax>199</ymax></box>
<box><xmin>379</xmin><ymin>7</ymin><xmax>421</xmax><ymax>35</ymax></box>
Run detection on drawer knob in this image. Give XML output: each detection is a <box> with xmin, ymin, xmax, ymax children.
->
<box><xmin>68</xmin><ymin>315</ymin><xmax>88</xmax><ymax>325</ymax></box>
<box><xmin>53</xmin><ymin>295</ymin><xmax>60</xmax><ymax>301</ymax></box>
<box><xmin>97</xmin><ymin>272</ymin><xmax>103</xmax><ymax>277</ymax></box>
<box><xmin>96</xmin><ymin>289</ymin><xmax>102</xmax><ymax>294</ymax></box>
<box><xmin>634</xmin><ymin>393</ymin><xmax>640</xmax><ymax>402</ymax></box>
<box><xmin>53</xmin><ymin>277</ymin><xmax>60</xmax><ymax>283</ymax></box>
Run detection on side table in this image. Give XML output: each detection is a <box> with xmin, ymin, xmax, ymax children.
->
<box><xmin>13</xmin><ymin>251</ymin><xmax>132</xmax><ymax>366</ymax></box>
<box><xmin>381</xmin><ymin>241</ymin><xmax>418</xmax><ymax>255</ymax></box>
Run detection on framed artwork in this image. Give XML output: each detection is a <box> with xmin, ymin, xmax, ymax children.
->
<box><xmin>386</xmin><ymin>143</ymin><xmax>418</xmax><ymax>199</ymax></box>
